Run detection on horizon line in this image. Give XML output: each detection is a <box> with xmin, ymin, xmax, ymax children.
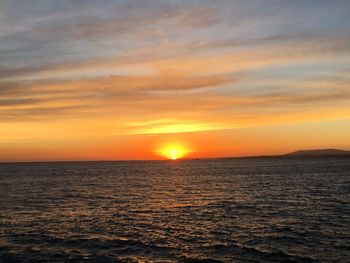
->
<box><xmin>1</xmin><ymin>148</ymin><xmax>350</xmax><ymax>164</ymax></box>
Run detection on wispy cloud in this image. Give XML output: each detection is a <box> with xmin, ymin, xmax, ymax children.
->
<box><xmin>0</xmin><ymin>0</ymin><xmax>350</xmax><ymax>150</ymax></box>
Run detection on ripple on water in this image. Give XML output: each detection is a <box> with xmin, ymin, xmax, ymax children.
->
<box><xmin>0</xmin><ymin>158</ymin><xmax>350</xmax><ymax>262</ymax></box>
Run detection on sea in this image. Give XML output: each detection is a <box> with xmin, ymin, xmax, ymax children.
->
<box><xmin>0</xmin><ymin>158</ymin><xmax>349</xmax><ymax>263</ymax></box>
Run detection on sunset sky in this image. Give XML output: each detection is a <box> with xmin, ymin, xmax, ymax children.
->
<box><xmin>1</xmin><ymin>0</ymin><xmax>350</xmax><ymax>161</ymax></box>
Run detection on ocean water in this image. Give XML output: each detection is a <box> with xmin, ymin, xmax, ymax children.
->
<box><xmin>0</xmin><ymin>158</ymin><xmax>349</xmax><ymax>263</ymax></box>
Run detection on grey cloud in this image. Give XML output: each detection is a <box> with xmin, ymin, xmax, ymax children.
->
<box><xmin>1</xmin><ymin>0</ymin><xmax>350</xmax><ymax>124</ymax></box>
<box><xmin>0</xmin><ymin>98</ymin><xmax>43</xmax><ymax>107</ymax></box>
<box><xmin>0</xmin><ymin>105</ymin><xmax>90</xmax><ymax>121</ymax></box>
<box><xmin>1</xmin><ymin>0</ymin><xmax>350</xmax><ymax>81</ymax></box>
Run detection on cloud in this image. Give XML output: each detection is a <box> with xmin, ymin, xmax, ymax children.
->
<box><xmin>2</xmin><ymin>0</ymin><xmax>349</xmax><ymax>80</ymax></box>
<box><xmin>0</xmin><ymin>0</ymin><xmax>350</xmax><ymax>140</ymax></box>
<box><xmin>1</xmin><ymin>71</ymin><xmax>349</xmax><ymax>129</ymax></box>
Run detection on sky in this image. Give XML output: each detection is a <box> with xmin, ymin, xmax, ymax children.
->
<box><xmin>1</xmin><ymin>0</ymin><xmax>350</xmax><ymax>161</ymax></box>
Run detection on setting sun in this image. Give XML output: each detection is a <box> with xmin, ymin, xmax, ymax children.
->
<box><xmin>158</xmin><ymin>144</ymin><xmax>188</xmax><ymax>160</ymax></box>
<box><xmin>169</xmin><ymin>149</ymin><xmax>179</xmax><ymax>160</ymax></box>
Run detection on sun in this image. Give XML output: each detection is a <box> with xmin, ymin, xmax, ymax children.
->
<box><xmin>168</xmin><ymin>149</ymin><xmax>180</xmax><ymax>160</ymax></box>
<box><xmin>158</xmin><ymin>144</ymin><xmax>188</xmax><ymax>160</ymax></box>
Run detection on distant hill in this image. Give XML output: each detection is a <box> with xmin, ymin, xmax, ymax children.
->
<box><xmin>285</xmin><ymin>149</ymin><xmax>350</xmax><ymax>157</ymax></box>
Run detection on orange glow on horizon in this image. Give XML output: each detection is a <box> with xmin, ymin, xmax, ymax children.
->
<box><xmin>158</xmin><ymin>144</ymin><xmax>189</xmax><ymax>160</ymax></box>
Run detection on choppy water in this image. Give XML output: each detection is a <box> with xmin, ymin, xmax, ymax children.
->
<box><xmin>0</xmin><ymin>158</ymin><xmax>350</xmax><ymax>263</ymax></box>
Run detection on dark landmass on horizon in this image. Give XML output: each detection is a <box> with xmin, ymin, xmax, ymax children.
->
<box><xmin>284</xmin><ymin>149</ymin><xmax>350</xmax><ymax>157</ymax></box>
<box><xmin>222</xmin><ymin>149</ymin><xmax>350</xmax><ymax>159</ymax></box>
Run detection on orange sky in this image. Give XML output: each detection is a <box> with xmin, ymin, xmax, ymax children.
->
<box><xmin>2</xmin><ymin>119</ymin><xmax>350</xmax><ymax>161</ymax></box>
<box><xmin>1</xmin><ymin>1</ymin><xmax>350</xmax><ymax>161</ymax></box>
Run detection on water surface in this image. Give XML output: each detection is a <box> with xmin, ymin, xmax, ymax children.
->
<box><xmin>1</xmin><ymin>158</ymin><xmax>349</xmax><ymax>262</ymax></box>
